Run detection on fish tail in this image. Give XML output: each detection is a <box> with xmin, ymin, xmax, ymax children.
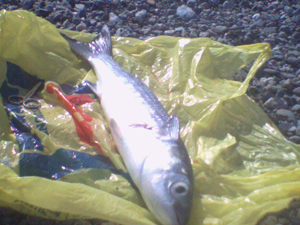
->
<box><xmin>60</xmin><ymin>25</ymin><xmax>113</xmax><ymax>59</ymax></box>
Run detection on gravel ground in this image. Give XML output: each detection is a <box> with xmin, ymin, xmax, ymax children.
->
<box><xmin>1</xmin><ymin>0</ymin><xmax>300</xmax><ymax>224</ymax></box>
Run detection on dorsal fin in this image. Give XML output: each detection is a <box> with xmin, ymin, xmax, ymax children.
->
<box><xmin>60</xmin><ymin>25</ymin><xmax>113</xmax><ymax>60</ymax></box>
<box><xmin>165</xmin><ymin>114</ymin><xmax>180</xmax><ymax>140</ymax></box>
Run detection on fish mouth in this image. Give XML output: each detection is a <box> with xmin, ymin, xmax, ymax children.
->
<box><xmin>174</xmin><ymin>204</ymin><xmax>186</xmax><ymax>225</ymax></box>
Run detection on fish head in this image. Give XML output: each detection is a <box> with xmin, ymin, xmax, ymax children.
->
<box><xmin>140</xmin><ymin>139</ymin><xmax>194</xmax><ymax>225</ymax></box>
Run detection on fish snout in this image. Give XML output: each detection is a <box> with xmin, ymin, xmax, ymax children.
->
<box><xmin>173</xmin><ymin>201</ymin><xmax>191</xmax><ymax>225</ymax></box>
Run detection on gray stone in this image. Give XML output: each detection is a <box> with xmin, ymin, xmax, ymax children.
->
<box><xmin>284</xmin><ymin>6</ymin><xmax>294</xmax><ymax>16</ymax></box>
<box><xmin>22</xmin><ymin>0</ymin><xmax>35</xmax><ymax>9</ymax></box>
<box><xmin>149</xmin><ymin>16</ymin><xmax>157</xmax><ymax>25</ymax></box>
<box><xmin>164</xmin><ymin>30</ymin><xmax>175</xmax><ymax>36</ymax></box>
<box><xmin>292</xmin><ymin>104</ymin><xmax>300</xmax><ymax>113</ymax></box>
<box><xmin>264</xmin><ymin>27</ymin><xmax>277</xmax><ymax>35</ymax></box>
<box><xmin>212</xmin><ymin>26</ymin><xmax>228</xmax><ymax>34</ymax></box>
<box><xmin>62</xmin><ymin>20</ymin><xmax>70</xmax><ymax>28</ymax></box>
<box><xmin>209</xmin><ymin>0</ymin><xmax>219</xmax><ymax>7</ymax></box>
<box><xmin>147</xmin><ymin>0</ymin><xmax>155</xmax><ymax>5</ymax></box>
<box><xmin>223</xmin><ymin>0</ymin><xmax>234</xmax><ymax>9</ymax></box>
<box><xmin>253</xmin><ymin>19</ymin><xmax>265</xmax><ymax>28</ymax></box>
<box><xmin>199</xmin><ymin>32</ymin><xmax>209</xmax><ymax>37</ymax></box>
<box><xmin>135</xmin><ymin>10</ymin><xmax>147</xmax><ymax>24</ymax></box>
<box><xmin>263</xmin><ymin>68</ymin><xmax>280</xmax><ymax>76</ymax></box>
<box><xmin>109</xmin><ymin>12</ymin><xmax>122</xmax><ymax>24</ymax></box>
<box><xmin>187</xmin><ymin>0</ymin><xmax>196</xmax><ymax>7</ymax></box>
<box><xmin>190</xmin><ymin>29</ymin><xmax>198</xmax><ymax>38</ymax></box>
<box><xmin>75</xmin><ymin>4</ymin><xmax>86</xmax><ymax>17</ymax></box>
<box><xmin>270</xmin><ymin>14</ymin><xmax>280</xmax><ymax>22</ymax></box>
<box><xmin>260</xmin><ymin>77</ymin><xmax>276</xmax><ymax>86</ymax></box>
<box><xmin>264</xmin><ymin>97</ymin><xmax>288</xmax><ymax>110</ymax></box>
<box><xmin>292</xmin><ymin>14</ymin><xmax>300</xmax><ymax>23</ymax></box>
<box><xmin>76</xmin><ymin>21</ymin><xmax>87</xmax><ymax>31</ymax></box>
<box><xmin>89</xmin><ymin>19</ymin><xmax>97</xmax><ymax>27</ymax></box>
<box><xmin>252</xmin><ymin>13</ymin><xmax>260</xmax><ymax>20</ymax></box>
<box><xmin>282</xmin><ymin>79</ymin><xmax>292</xmax><ymax>89</ymax></box>
<box><xmin>175</xmin><ymin>27</ymin><xmax>185</xmax><ymax>32</ymax></box>
<box><xmin>293</xmin><ymin>87</ymin><xmax>300</xmax><ymax>96</ymax></box>
<box><xmin>141</xmin><ymin>27</ymin><xmax>152</xmax><ymax>35</ymax></box>
<box><xmin>286</xmin><ymin>56</ymin><xmax>300</xmax><ymax>67</ymax></box>
<box><xmin>176</xmin><ymin>5</ymin><xmax>196</xmax><ymax>20</ymax></box>
<box><xmin>278</xmin><ymin>122</ymin><xmax>294</xmax><ymax>134</ymax></box>
<box><xmin>127</xmin><ymin>3</ymin><xmax>136</xmax><ymax>11</ymax></box>
<box><xmin>296</xmin><ymin>127</ymin><xmax>300</xmax><ymax>136</ymax></box>
<box><xmin>279</xmin><ymin>25</ymin><xmax>291</xmax><ymax>35</ymax></box>
<box><xmin>289</xmin><ymin>126</ymin><xmax>297</xmax><ymax>132</ymax></box>
<box><xmin>289</xmin><ymin>136</ymin><xmax>300</xmax><ymax>144</ymax></box>
<box><xmin>276</xmin><ymin>109</ymin><xmax>295</xmax><ymax>121</ymax></box>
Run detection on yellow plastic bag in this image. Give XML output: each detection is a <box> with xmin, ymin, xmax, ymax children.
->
<box><xmin>1</xmin><ymin>9</ymin><xmax>300</xmax><ymax>225</ymax></box>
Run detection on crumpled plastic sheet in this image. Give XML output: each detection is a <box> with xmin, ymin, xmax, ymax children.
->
<box><xmin>1</xmin><ymin>9</ymin><xmax>300</xmax><ymax>225</ymax></box>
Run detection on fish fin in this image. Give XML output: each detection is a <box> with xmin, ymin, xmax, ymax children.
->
<box><xmin>165</xmin><ymin>114</ymin><xmax>180</xmax><ymax>140</ymax></box>
<box><xmin>60</xmin><ymin>25</ymin><xmax>113</xmax><ymax>59</ymax></box>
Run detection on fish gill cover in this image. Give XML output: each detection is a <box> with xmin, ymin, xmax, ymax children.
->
<box><xmin>0</xmin><ymin>9</ymin><xmax>300</xmax><ymax>225</ymax></box>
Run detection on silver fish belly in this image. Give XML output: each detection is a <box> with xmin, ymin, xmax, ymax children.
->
<box><xmin>61</xmin><ymin>25</ymin><xmax>194</xmax><ymax>225</ymax></box>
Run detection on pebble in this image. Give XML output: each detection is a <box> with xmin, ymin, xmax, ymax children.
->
<box><xmin>22</xmin><ymin>0</ymin><xmax>35</xmax><ymax>9</ymax></box>
<box><xmin>135</xmin><ymin>10</ymin><xmax>147</xmax><ymax>24</ymax></box>
<box><xmin>75</xmin><ymin>4</ymin><xmax>86</xmax><ymax>17</ymax></box>
<box><xmin>278</xmin><ymin>122</ymin><xmax>294</xmax><ymax>134</ymax></box>
<box><xmin>291</xmin><ymin>104</ymin><xmax>300</xmax><ymax>113</ymax></box>
<box><xmin>289</xmin><ymin>136</ymin><xmax>300</xmax><ymax>144</ymax></box>
<box><xmin>164</xmin><ymin>30</ymin><xmax>174</xmax><ymax>36</ymax></box>
<box><xmin>147</xmin><ymin>0</ymin><xmax>155</xmax><ymax>5</ymax></box>
<box><xmin>176</xmin><ymin>5</ymin><xmax>196</xmax><ymax>20</ymax></box>
<box><xmin>223</xmin><ymin>1</ymin><xmax>234</xmax><ymax>9</ymax></box>
<box><xmin>293</xmin><ymin>87</ymin><xmax>300</xmax><ymax>96</ymax></box>
<box><xmin>284</xmin><ymin>6</ymin><xmax>294</xmax><ymax>16</ymax></box>
<box><xmin>264</xmin><ymin>97</ymin><xmax>288</xmax><ymax>110</ymax></box>
<box><xmin>109</xmin><ymin>12</ymin><xmax>122</xmax><ymax>24</ymax></box>
<box><xmin>76</xmin><ymin>21</ymin><xmax>87</xmax><ymax>31</ymax></box>
<box><xmin>276</xmin><ymin>109</ymin><xmax>295</xmax><ymax>121</ymax></box>
<box><xmin>212</xmin><ymin>26</ymin><xmax>228</xmax><ymax>34</ymax></box>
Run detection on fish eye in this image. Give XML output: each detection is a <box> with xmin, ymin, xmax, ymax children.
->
<box><xmin>170</xmin><ymin>182</ymin><xmax>189</xmax><ymax>197</ymax></box>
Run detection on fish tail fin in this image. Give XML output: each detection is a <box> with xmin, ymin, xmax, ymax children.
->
<box><xmin>60</xmin><ymin>25</ymin><xmax>113</xmax><ymax>60</ymax></box>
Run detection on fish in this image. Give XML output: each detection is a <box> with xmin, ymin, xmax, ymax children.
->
<box><xmin>61</xmin><ymin>25</ymin><xmax>194</xmax><ymax>225</ymax></box>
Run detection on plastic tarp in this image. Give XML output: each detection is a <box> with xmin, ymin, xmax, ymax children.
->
<box><xmin>1</xmin><ymin>10</ymin><xmax>300</xmax><ymax>225</ymax></box>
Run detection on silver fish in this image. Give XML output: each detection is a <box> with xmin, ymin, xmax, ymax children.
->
<box><xmin>61</xmin><ymin>25</ymin><xmax>193</xmax><ymax>225</ymax></box>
